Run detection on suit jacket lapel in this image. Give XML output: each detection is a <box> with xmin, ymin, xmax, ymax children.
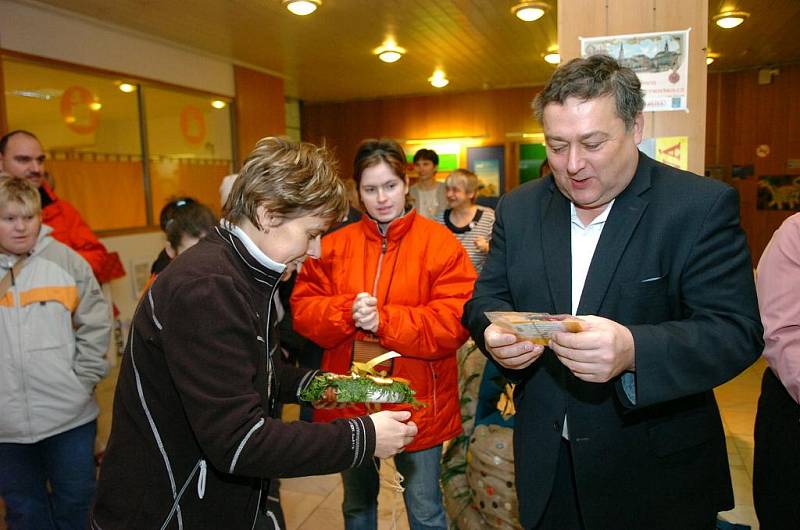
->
<box><xmin>577</xmin><ymin>153</ymin><xmax>653</xmax><ymax>316</ymax></box>
<box><xmin>540</xmin><ymin>178</ymin><xmax>572</xmax><ymax>315</ymax></box>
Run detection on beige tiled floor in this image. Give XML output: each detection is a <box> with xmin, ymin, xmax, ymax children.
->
<box><xmin>715</xmin><ymin>357</ymin><xmax>766</xmax><ymax>529</ymax></box>
<box><xmin>0</xmin><ymin>358</ymin><xmax>767</xmax><ymax>529</ymax></box>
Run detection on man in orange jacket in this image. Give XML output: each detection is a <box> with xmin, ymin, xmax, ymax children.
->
<box><xmin>0</xmin><ymin>130</ymin><xmax>124</xmax><ymax>283</ymax></box>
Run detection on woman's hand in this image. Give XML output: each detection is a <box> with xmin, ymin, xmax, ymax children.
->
<box><xmin>370</xmin><ymin>410</ymin><xmax>418</xmax><ymax>458</ymax></box>
<box><xmin>474</xmin><ymin>236</ymin><xmax>490</xmax><ymax>254</ymax></box>
<box><xmin>352</xmin><ymin>292</ymin><xmax>380</xmax><ymax>333</ymax></box>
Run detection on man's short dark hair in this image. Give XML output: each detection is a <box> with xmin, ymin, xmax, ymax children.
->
<box><xmin>0</xmin><ymin>130</ymin><xmax>39</xmax><ymax>154</ymax></box>
<box><xmin>413</xmin><ymin>148</ymin><xmax>439</xmax><ymax>166</ymax></box>
<box><xmin>532</xmin><ymin>55</ymin><xmax>645</xmax><ymax>131</ymax></box>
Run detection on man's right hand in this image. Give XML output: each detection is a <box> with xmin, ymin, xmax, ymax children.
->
<box><xmin>484</xmin><ymin>323</ymin><xmax>544</xmax><ymax>370</ymax></box>
<box><xmin>370</xmin><ymin>410</ymin><xmax>418</xmax><ymax>459</ymax></box>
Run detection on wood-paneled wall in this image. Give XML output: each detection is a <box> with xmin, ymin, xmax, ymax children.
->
<box><xmin>233</xmin><ymin>66</ymin><xmax>286</xmax><ymax>165</ymax></box>
<box><xmin>302</xmin><ymin>87</ymin><xmax>543</xmax><ymax>188</ymax></box>
<box><xmin>707</xmin><ymin>64</ymin><xmax>800</xmax><ymax>264</ymax></box>
<box><xmin>559</xmin><ymin>0</ymin><xmax>708</xmax><ymax>176</ymax></box>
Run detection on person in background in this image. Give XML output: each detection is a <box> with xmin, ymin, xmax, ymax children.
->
<box><xmin>292</xmin><ymin>138</ymin><xmax>475</xmax><ymax>530</ymax></box>
<box><xmin>92</xmin><ymin>137</ymin><xmax>417</xmax><ymax>530</ymax></box>
<box><xmin>150</xmin><ymin>197</ymin><xmax>196</xmax><ymax>276</ymax></box>
<box><xmin>219</xmin><ymin>172</ymin><xmax>238</xmax><ymax>206</ymax></box>
<box><xmin>409</xmin><ymin>148</ymin><xmax>447</xmax><ymax>218</ymax></box>
<box><xmin>339</xmin><ymin>178</ymin><xmax>363</xmax><ymax>229</ymax></box>
<box><xmin>0</xmin><ymin>176</ymin><xmax>111</xmax><ymax>530</ymax></box>
<box><xmin>142</xmin><ymin>198</ymin><xmax>217</xmax><ymax>294</ymax></box>
<box><xmin>539</xmin><ymin>158</ymin><xmax>552</xmax><ymax>179</ymax></box>
<box><xmin>435</xmin><ymin>168</ymin><xmax>495</xmax><ymax>273</ymax></box>
<box><xmin>463</xmin><ymin>55</ymin><xmax>762</xmax><ymax>530</ymax></box>
<box><xmin>753</xmin><ymin>212</ymin><xmax>800</xmax><ymax>529</ymax></box>
<box><xmin>0</xmin><ymin>130</ymin><xmax>125</xmax><ymax>284</ymax></box>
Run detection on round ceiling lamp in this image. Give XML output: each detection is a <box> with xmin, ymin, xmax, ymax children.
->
<box><xmin>542</xmin><ymin>47</ymin><xmax>561</xmax><ymax>64</ymax></box>
<box><xmin>713</xmin><ymin>11</ymin><xmax>749</xmax><ymax>29</ymax></box>
<box><xmin>429</xmin><ymin>70</ymin><xmax>449</xmax><ymax>88</ymax></box>
<box><xmin>511</xmin><ymin>1</ymin><xmax>549</xmax><ymax>22</ymax></box>
<box><xmin>211</xmin><ymin>100</ymin><xmax>228</xmax><ymax>109</ymax></box>
<box><xmin>117</xmin><ymin>82</ymin><xmax>136</xmax><ymax>93</ymax></box>
<box><xmin>374</xmin><ymin>43</ymin><xmax>406</xmax><ymax>63</ymax></box>
<box><xmin>283</xmin><ymin>0</ymin><xmax>321</xmax><ymax>16</ymax></box>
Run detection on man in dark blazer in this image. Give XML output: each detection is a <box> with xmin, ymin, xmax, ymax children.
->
<box><xmin>463</xmin><ymin>55</ymin><xmax>763</xmax><ymax>530</ymax></box>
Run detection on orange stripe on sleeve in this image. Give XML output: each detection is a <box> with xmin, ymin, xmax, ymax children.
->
<box><xmin>19</xmin><ymin>286</ymin><xmax>80</xmax><ymax>312</ymax></box>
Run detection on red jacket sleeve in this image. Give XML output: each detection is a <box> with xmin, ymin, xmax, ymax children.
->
<box><xmin>291</xmin><ymin>256</ymin><xmax>359</xmax><ymax>350</ymax></box>
<box><xmin>378</xmin><ymin>237</ymin><xmax>476</xmax><ymax>360</ymax></box>
<box><xmin>44</xmin><ymin>199</ymin><xmax>125</xmax><ymax>283</ymax></box>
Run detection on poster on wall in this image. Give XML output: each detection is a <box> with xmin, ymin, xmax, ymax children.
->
<box><xmin>638</xmin><ymin>136</ymin><xmax>688</xmax><ymax>170</ymax></box>
<box><xmin>581</xmin><ymin>29</ymin><xmax>690</xmax><ymax>112</ymax></box>
<box><xmin>757</xmin><ymin>175</ymin><xmax>800</xmax><ymax>211</ymax></box>
<box><xmin>467</xmin><ymin>145</ymin><xmax>505</xmax><ymax>197</ymax></box>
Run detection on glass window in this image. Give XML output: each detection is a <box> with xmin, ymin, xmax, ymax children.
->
<box><xmin>3</xmin><ymin>57</ymin><xmax>145</xmax><ymax>230</ymax></box>
<box><xmin>2</xmin><ymin>55</ymin><xmax>236</xmax><ymax>232</ymax></box>
<box><xmin>143</xmin><ymin>86</ymin><xmax>232</xmax><ymax>220</ymax></box>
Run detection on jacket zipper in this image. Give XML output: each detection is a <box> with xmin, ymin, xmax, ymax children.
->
<box><xmin>371</xmin><ymin>236</ymin><xmax>388</xmax><ymax>297</ymax></box>
<box><xmin>429</xmin><ymin>365</ymin><xmax>438</xmax><ymax>416</ymax></box>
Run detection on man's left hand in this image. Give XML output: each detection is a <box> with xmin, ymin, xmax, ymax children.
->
<box><xmin>549</xmin><ymin>315</ymin><xmax>635</xmax><ymax>383</ymax></box>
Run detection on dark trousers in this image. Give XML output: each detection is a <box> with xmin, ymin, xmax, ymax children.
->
<box><xmin>0</xmin><ymin>420</ymin><xmax>97</xmax><ymax>530</ymax></box>
<box><xmin>533</xmin><ymin>439</ymin><xmax>585</xmax><ymax>530</ymax></box>
<box><xmin>753</xmin><ymin>367</ymin><xmax>800</xmax><ymax>530</ymax></box>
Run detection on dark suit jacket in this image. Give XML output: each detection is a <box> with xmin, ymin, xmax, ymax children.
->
<box><xmin>463</xmin><ymin>153</ymin><xmax>763</xmax><ymax>530</ymax></box>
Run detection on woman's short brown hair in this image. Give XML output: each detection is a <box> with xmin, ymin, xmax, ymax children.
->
<box><xmin>223</xmin><ymin>137</ymin><xmax>348</xmax><ymax>229</ymax></box>
<box><xmin>0</xmin><ymin>175</ymin><xmax>41</xmax><ymax>215</ymax></box>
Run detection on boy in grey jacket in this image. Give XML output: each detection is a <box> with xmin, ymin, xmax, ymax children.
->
<box><xmin>0</xmin><ymin>176</ymin><xmax>110</xmax><ymax>530</ymax></box>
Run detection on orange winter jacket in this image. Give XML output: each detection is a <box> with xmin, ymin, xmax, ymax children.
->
<box><xmin>291</xmin><ymin>210</ymin><xmax>476</xmax><ymax>451</ymax></box>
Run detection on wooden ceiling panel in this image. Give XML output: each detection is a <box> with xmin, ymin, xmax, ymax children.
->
<box><xmin>19</xmin><ymin>0</ymin><xmax>800</xmax><ymax>102</ymax></box>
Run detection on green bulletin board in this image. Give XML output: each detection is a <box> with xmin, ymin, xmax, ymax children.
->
<box><xmin>519</xmin><ymin>143</ymin><xmax>547</xmax><ymax>184</ymax></box>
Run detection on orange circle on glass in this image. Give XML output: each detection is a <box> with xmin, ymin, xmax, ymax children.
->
<box><xmin>180</xmin><ymin>105</ymin><xmax>206</xmax><ymax>145</ymax></box>
<box><xmin>60</xmin><ymin>86</ymin><xmax>99</xmax><ymax>134</ymax></box>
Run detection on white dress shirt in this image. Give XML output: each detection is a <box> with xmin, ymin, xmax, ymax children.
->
<box><xmin>563</xmin><ymin>200</ymin><xmax>615</xmax><ymax>438</ymax></box>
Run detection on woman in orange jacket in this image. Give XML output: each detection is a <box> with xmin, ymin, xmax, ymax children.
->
<box><xmin>292</xmin><ymin>139</ymin><xmax>476</xmax><ymax>530</ymax></box>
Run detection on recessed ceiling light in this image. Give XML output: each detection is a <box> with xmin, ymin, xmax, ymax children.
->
<box><xmin>283</xmin><ymin>0</ymin><xmax>321</xmax><ymax>16</ymax></box>
<box><xmin>511</xmin><ymin>1</ymin><xmax>549</xmax><ymax>22</ymax></box>
<box><xmin>713</xmin><ymin>11</ymin><xmax>749</xmax><ymax>29</ymax></box>
<box><xmin>211</xmin><ymin>100</ymin><xmax>227</xmax><ymax>109</ymax></box>
<box><xmin>429</xmin><ymin>70</ymin><xmax>449</xmax><ymax>88</ymax></box>
<box><xmin>89</xmin><ymin>101</ymin><xmax>102</xmax><ymax>111</ymax></box>
<box><xmin>118</xmin><ymin>83</ymin><xmax>137</xmax><ymax>93</ymax></box>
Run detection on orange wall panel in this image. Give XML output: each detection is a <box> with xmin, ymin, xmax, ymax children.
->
<box><xmin>48</xmin><ymin>158</ymin><xmax>147</xmax><ymax>231</ymax></box>
<box><xmin>149</xmin><ymin>159</ymin><xmax>228</xmax><ymax>218</ymax></box>
<box><xmin>234</xmin><ymin>66</ymin><xmax>285</xmax><ymax>164</ymax></box>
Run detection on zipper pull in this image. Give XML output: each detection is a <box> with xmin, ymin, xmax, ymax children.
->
<box><xmin>381</xmin><ymin>237</ymin><xmax>387</xmax><ymax>254</ymax></box>
<box><xmin>197</xmin><ymin>459</ymin><xmax>207</xmax><ymax>499</ymax></box>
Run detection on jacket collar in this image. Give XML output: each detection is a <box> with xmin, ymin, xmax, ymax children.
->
<box><xmin>541</xmin><ymin>151</ymin><xmax>653</xmax><ymax>315</ymax></box>
<box><xmin>214</xmin><ymin>222</ymin><xmax>284</xmax><ymax>287</ymax></box>
<box><xmin>359</xmin><ymin>208</ymin><xmax>417</xmax><ymax>242</ymax></box>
